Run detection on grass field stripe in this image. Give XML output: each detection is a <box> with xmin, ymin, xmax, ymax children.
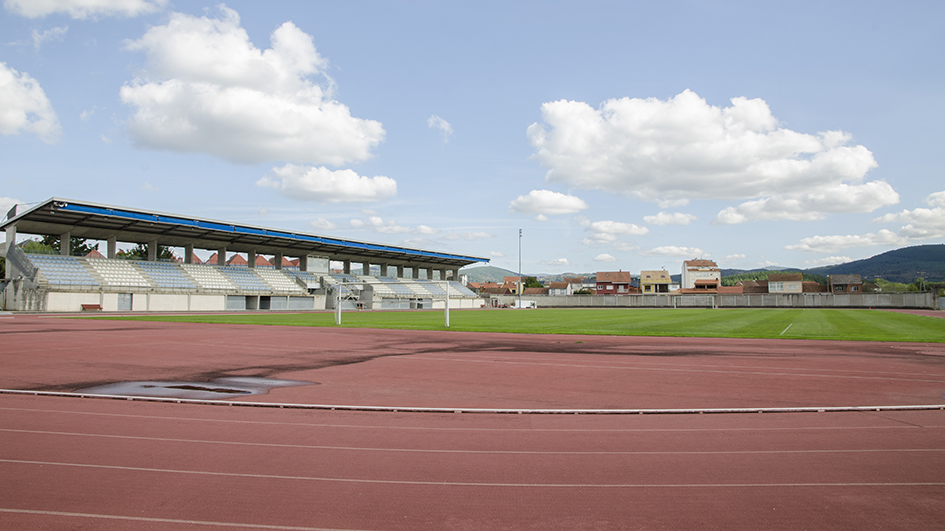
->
<box><xmin>0</xmin><ymin>508</ymin><xmax>365</xmax><ymax>530</ymax></box>
<box><xmin>4</xmin><ymin>428</ymin><xmax>944</xmax><ymax>456</ymax></box>
<box><xmin>4</xmin><ymin>459</ymin><xmax>945</xmax><ymax>489</ymax></box>
<box><xmin>781</xmin><ymin>323</ymin><xmax>794</xmax><ymax>335</ymax></box>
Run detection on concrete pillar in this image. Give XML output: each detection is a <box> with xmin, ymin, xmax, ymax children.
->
<box><xmin>248</xmin><ymin>250</ymin><xmax>256</xmax><ymax>269</ymax></box>
<box><xmin>147</xmin><ymin>240</ymin><xmax>158</xmax><ymax>262</ymax></box>
<box><xmin>299</xmin><ymin>257</ymin><xmax>307</xmax><ymax>272</ymax></box>
<box><xmin>107</xmin><ymin>237</ymin><xmax>116</xmax><ymax>259</ymax></box>
<box><xmin>275</xmin><ymin>252</ymin><xmax>283</xmax><ymax>270</ymax></box>
<box><xmin>343</xmin><ymin>260</ymin><xmax>351</xmax><ymax>275</ymax></box>
<box><xmin>217</xmin><ymin>247</ymin><xmax>226</xmax><ymax>266</ymax></box>
<box><xmin>60</xmin><ymin>232</ymin><xmax>70</xmax><ymax>256</ymax></box>
<box><xmin>436</xmin><ymin>269</ymin><xmax>445</xmax><ymax>280</ymax></box>
<box><xmin>5</xmin><ymin>224</ymin><xmax>16</xmax><ymax>259</ymax></box>
<box><xmin>184</xmin><ymin>244</ymin><xmax>193</xmax><ymax>264</ymax></box>
<box><xmin>396</xmin><ymin>265</ymin><xmax>404</xmax><ymax>278</ymax></box>
<box><xmin>450</xmin><ymin>269</ymin><xmax>459</xmax><ymax>281</ymax></box>
<box><xmin>4</xmin><ymin>225</ymin><xmax>15</xmax><ymax>280</ymax></box>
<box><xmin>361</xmin><ymin>262</ymin><xmax>370</xmax><ymax>276</ymax></box>
<box><xmin>412</xmin><ymin>266</ymin><xmax>420</xmax><ymax>280</ymax></box>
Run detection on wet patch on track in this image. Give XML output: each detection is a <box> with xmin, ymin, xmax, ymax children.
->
<box><xmin>73</xmin><ymin>376</ymin><xmax>313</xmax><ymax>400</ymax></box>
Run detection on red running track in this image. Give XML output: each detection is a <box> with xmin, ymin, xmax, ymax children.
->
<box><xmin>2</xmin><ymin>314</ymin><xmax>945</xmax><ymax>529</ymax></box>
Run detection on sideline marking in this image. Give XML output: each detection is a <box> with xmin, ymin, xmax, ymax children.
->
<box><xmin>781</xmin><ymin>323</ymin><xmax>794</xmax><ymax>336</ymax></box>
<box><xmin>2</xmin><ymin>389</ymin><xmax>945</xmax><ymax>415</ymax></box>
<box><xmin>0</xmin><ymin>508</ymin><xmax>362</xmax><ymax>530</ymax></box>
<box><xmin>4</xmin><ymin>459</ymin><xmax>945</xmax><ymax>489</ymax></box>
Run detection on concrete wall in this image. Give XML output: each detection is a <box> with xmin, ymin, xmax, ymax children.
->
<box><xmin>46</xmin><ymin>292</ymin><xmax>101</xmax><ymax>312</ymax></box>
<box><xmin>147</xmin><ymin>294</ymin><xmax>189</xmax><ymax>311</ymax></box>
<box><xmin>190</xmin><ymin>295</ymin><xmax>226</xmax><ymax>311</ymax></box>
<box><xmin>492</xmin><ymin>292</ymin><xmax>938</xmax><ymax>309</ymax></box>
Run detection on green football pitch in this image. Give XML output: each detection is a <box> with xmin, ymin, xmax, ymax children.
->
<box><xmin>92</xmin><ymin>308</ymin><xmax>945</xmax><ymax>343</ymax></box>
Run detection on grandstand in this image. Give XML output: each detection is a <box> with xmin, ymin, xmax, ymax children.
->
<box><xmin>2</xmin><ymin>198</ymin><xmax>487</xmax><ymax>312</ymax></box>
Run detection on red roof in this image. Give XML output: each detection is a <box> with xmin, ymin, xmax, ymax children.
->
<box><xmin>255</xmin><ymin>255</ymin><xmax>273</xmax><ymax>266</ymax></box>
<box><xmin>227</xmin><ymin>254</ymin><xmax>248</xmax><ymax>266</ymax></box>
<box><xmin>684</xmin><ymin>259</ymin><xmax>718</xmax><ymax>268</ymax></box>
<box><xmin>596</xmin><ymin>271</ymin><xmax>633</xmax><ymax>283</ymax></box>
<box><xmin>85</xmin><ymin>249</ymin><xmax>105</xmax><ymax>259</ymax></box>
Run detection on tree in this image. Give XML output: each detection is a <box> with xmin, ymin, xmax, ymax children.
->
<box><xmin>523</xmin><ymin>276</ymin><xmax>544</xmax><ymax>288</ymax></box>
<box><xmin>38</xmin><ymin>235</ymin><xmax>97</xmax><ymax>256</ymax></box>
<box><xmin>116</xmin><ymin>243</ymin><xmax>175</xmax><ymax>261</ymax></box>
<box><xmin>19</xmin><ymin>239</ymin><xmax>56</xmax><ymax>254</ymax></box>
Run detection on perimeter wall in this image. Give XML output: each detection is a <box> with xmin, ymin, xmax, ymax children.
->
<box><xmin>493</xmin><ymin>292</ymin><xmax>938</xmax><ymax>309</ymax></box>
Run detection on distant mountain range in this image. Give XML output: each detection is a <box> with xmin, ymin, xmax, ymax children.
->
<box><xmin>460</xmin><ymin>244</ymin><xmax>945</xmax><ymax>284</ymax></box>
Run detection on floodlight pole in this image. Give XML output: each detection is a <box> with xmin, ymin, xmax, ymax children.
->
<box><xmin>518</xmin><ymin>229</ymin><xmax>522</xmax><ymax>309</ymax></box>
<box><xmin>445</xmin><ymin>280</ymin><xmax>450</xmax><ymax>328</ymax></box>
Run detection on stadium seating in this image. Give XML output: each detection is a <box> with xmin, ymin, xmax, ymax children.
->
<box><xmin>254</xmin><ymin>268</ymin><xmax>307</xmax><ymax>295</ymax></box>
<box><xmin>136</xmin><ymin>261</ymin><xmax>197</xmax><ymax>290</ymax></box>
<box><xmin>27</xmin><ymin>254</ymin><xmax>99</xmax><ymax>287</ymax></box>
<box><xmin>217</xmin><ymin>266</ymin><xmax>272</xmax><ymax>292</ymax></box>
<box><xmin>87</xmin><ymin>258</ymin><xmax>152</xmax><ymax>289</ymax></box>
<box><xmin>181</xmin><ymin>263</ymin><xmax>238</xmax><ymax>291</ymax></box>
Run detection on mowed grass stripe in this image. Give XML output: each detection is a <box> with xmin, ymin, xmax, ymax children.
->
<box><xmin>88</xmin><ymin>308</ymin><xmax>945</xmax><ymax>343</ymax></box>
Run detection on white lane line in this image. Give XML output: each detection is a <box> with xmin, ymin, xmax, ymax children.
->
<box><xmin>3</xmin><ymin>428</ymin><xmax>944</xmax><ymax>456</ymax></box>
<box><xmin>4</xmin><ymin>459</ymin><xmax>945</xmax><ymax>489</ymax></box>
<box><xmin>0</xmin><ymin>508</ymin><xmax>365</xmax><ymax>530</ymax></box>
<box><xmin>781</xmin><ymin>323</ymin><xmax>794</xmax><ymax>336</ymax></box>
<box><xmin>2</xmin><ymin>405</ymin><xmax>944</xmax><ymax>431</ymax></box>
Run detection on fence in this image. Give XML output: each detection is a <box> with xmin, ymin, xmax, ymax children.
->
<box><xmin>492</xmin><ymin>291</ymin><xmax>937</xmax><ymax>309</ymax></box>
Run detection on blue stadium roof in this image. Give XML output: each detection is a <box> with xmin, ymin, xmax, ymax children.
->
<box><xmin>2</xmin><ymin>198</ymin><xmax>488</xmax><ymax>268</ymax></box>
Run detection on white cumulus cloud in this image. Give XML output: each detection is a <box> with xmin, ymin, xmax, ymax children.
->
<box><xmin>257</xmin><ymin>164</ymin><xmax>396</xmax><ymax>203</ymax></box>
<box><xmin>349</xmin><ymin>216</ymin><xmax>411</xmax><ymax>234</ymax></box>
<box><xmin>427</xmin><ymin>114</ymin><xmax>453</xmax><ymax>143</ymax></box>
<box><xmin>785</xmin><ymin>229</ymin><xmax>906</xmax><ymax>253</ymax></box>
<box><xmin>31</xmin><ymin>26</ymin><xmax>68</xmax><ymax>50</ymax></box>
<box><xmin>541</xmin><ymin>258</ymin><xmax>570</xmax><ymax>267</ymax></box>
<box><xmin>490</xmin><ymin>251</ymin><xmax>504</xmax><ymax>258</ymax></box>
<box><xmin>528</xmin><ymin>89</ymin><xmax>897</xmax><ymax>223</ymax></box>
<box><xmin>873</xmin><ymin>190</ymin><xmax>945</xmax><ymax>239</ymax></box>
<box><xmin>643</xmin><ymin>211</ymin><xmax>696</xmax><ymax>226</ymax></box>
<box><xmin>509</xmin><ymin>189</ymin><xmax>588</xmax><ymax>217</ymax></box>
<box><xmin>0</xmin><ymin>62</ymin><xmax>60</xmax><ymax>143</ymax></box>
<box><xmin>642</xmin><ymin>246</ymin><xmax>706</xmax><ymax>257</ymax></box>
<box><xmin>576</xmin><ymin>215</ymin><xmax>649</xmax><ymax>244</ymax></box>
<box><xmin>120</xmin><ymin>6</ymin><xmax>384</xmax><ymax>165</ymax></box>
<box><xmin>4</xmin><ymin>0</ymin><xmax>166</xmax><ymax>19</ymax></box>
<box><xmin>594</xmin><ymin>253</ymin><xmax>616</xmax><ymax>262</ymax></box>
<box><xmin>804</xmin><ymin>256</ymin><xmax>851</xmax><ymax>266</ymax></box>
<box><xmin>309</xmin><ymin>217</ymin><xmax>336</xmax><ymax>231</ymax></box>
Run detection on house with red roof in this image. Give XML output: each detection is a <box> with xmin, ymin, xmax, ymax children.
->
<box><xmin>596</xmin><ymin>271</ymin><xmax>635</xmax><ymax>295</ymax></box>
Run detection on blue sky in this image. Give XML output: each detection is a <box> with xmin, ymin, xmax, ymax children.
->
<box><xmin>2</xmin><ymin>1</ymin><xmax>943</xmax><ymax>274</ymax></box>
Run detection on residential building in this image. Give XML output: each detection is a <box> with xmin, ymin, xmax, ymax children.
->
<box><xmin>548</xmin><ymin>281</ymin><xmax>571</xmax><ymax>296</ymax></box>
<box><xmin>596</xmin><ymin>271</ymin><xmax>635</xmax><ymax>295</ymax></box>
<box><xmin>767</xmin><ymin>273</ymin><xmax>803</xmax><ymax>293</ymax></box>
<box><xmin>563</xmin><ymin>277</ymin><xmax>585</xmax><ymax>293</ymax></box>
<box><xmin>681</xmin><ymin>259</ymin><xmax>721</xmax><ymax>290</ymax></box>
<box><xmin>640</xmin><ymin>270</ymin><xmax>671</xmax><ymax>294</ymax></box>
<box><xmin>829</xmin><ymin>274</ymin><xmax>863</xmax><ymax>293</ymax></box>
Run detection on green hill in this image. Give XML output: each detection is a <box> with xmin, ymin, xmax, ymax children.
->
<box><xmin>807</xmin><ymin>244</ymin><xmax>945</xmax><ymax>283</ymax></box>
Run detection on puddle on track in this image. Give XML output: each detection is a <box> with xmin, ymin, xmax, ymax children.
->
<box><xmin>75</xmin><ymin>377</ymin><xmax>314</xmax><ymax>400</ymax></box>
